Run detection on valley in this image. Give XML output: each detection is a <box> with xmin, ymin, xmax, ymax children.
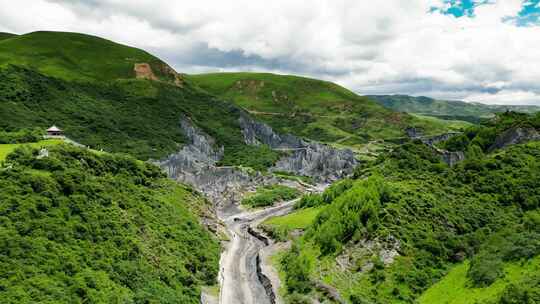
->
<box><xmin>1</xmin><ymin>30</ymin><xmax>539</xmax><ymax>304</ymax></box>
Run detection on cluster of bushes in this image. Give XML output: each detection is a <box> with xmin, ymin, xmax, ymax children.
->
<box><xmin>218</xmin><ymin>144</ymin><xmax>282</xmax><ymax>172</ymax></box>
<box><xmin>294</xmin><ymin>178</ymin><xmax>353</xmax><ymax>209</ymax></box>
<box><xmin>242</xmin><ymin>185</ymin><xmax>300</xmax><ymax>207</ymax></box>
<box><xmin>0</xmin><ymin>145</ymin><xmax>220</xmax><ymax>303</ymax></box>
<box><xmin>0</xmin><ymin>128</ymin><xmax>43</xmax><ymax>144</ymax></box>
<box><xmin>468</xmin><ymin>212</ymin><xmax>540</xmax><ymax>287</ymax></box>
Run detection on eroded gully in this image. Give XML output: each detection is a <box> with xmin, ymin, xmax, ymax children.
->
<box><xmin>217</xmin><ymin>198</ymin><xmax>298</xmax><ymax>304</ymax></box>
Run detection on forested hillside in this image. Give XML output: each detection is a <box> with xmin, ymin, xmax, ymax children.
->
<box><xmin>0</xmin><ymin>145</ymin><xmax>220</xmax><ymax>303</ymax></box>
<box><xmin>271</xmin><ymin>112</ymin><xmax>540</xmax><ymax>303</ymax></box>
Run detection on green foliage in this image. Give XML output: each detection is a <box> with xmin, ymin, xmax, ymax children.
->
<box><xmin>0</xmin><ymin>145</ymin><xmax>220</xmax><ymax>303</ymax></box>
<box><xmin>497</xmin><ymin>274</ymin><xmax>540</xmax><ymax>304</ymax></box>
<box><xmin>0</xmin><ymin>139</ymin><xmax>63</xmax><ymax>162</ymax></box>
<box><xmin>468</xmin><ymin>227</ymin><xmax>540</xmax><ymax>287</ymax></box>
<box><xmin>242</xmin><ymin>185</ymin><xmax>300</xmax><ymax>208</ymax></box>
<box><xmin>439</xmin><ymin>134</ymin><xmax>470</xmax><ymax>151</ymax></box>
<box><xmin>281</xmin><ymin>244</ymin><xmax>314</xmax><ymax>294</ymax></box>
<box><xmin>0</xmin><ymin>65</ymin><xmax>271</xmax><ymax>169</ymax></box>
<box><xmin>218</xmin><ymin>144</ymin><xmax>282</xmax><ymax>171</ymax></box>
<box><xmin>294</xmin><ymin>178</ymin><xmax>353</xmax><ymax>209</ymax></box>
<box><xmin>279</xmin><ymin>115</ymin><xmax>540</xmax><ymax>302</ymax></box>
<box><xmin>0</xmin><ymin>128</ymin><xmax>43</xmax><ymax>144</ymax></box>
<box><xmin>418</xmin><ymin>256</ymin><xmax>540</xmax><ymax>304</ymax></box>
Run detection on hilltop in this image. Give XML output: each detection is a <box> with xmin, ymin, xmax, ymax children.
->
<box><xmin>369</xmin><ymin>94</ymin><xmax>540</xmax><ymax>123</ymax></box>
<box><xmin>188</xmin><ymin>73</ymin><xmax>465</xmax><ymax>149</ymax></box>
<box><xmin>0</xmin><ymin>32</ymin><xmax>17</xmax><ymax>41</ymax></box>
<box><xmin>0</xmin><ymin>31</ymin><xmax>181</xmax><ymax>83</ymax></box>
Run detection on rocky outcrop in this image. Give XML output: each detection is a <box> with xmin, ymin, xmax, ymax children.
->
<box><xmin>272</xmin><ymin>145</ymin><xmax>357</xmax><ymax>182</ymax></box>
<box><xmin>239</xmin><ymin>115</ymin><xmax>358</xmax><ymax>182</ymax></box>
<box><xmin>134</xmin><ymin>63</ymin><xmax>159</xmax><ymax>81</ymax></box>
<box><xmin>239</xmin><ymin>115</ymin><xmax>304</xmax><ymax>148</ymax></box>
<box><xmin>134</xmin><ymin>62</ymin><xmax>184</xmax><ymax>86</ymax></box>
<box><xmin>156</xmin><ymin>117</ymin><xmax>277</xmax><ymax>206</ymax></box>
<box><xmin>406</xmin><ymin>131</ymin><xmax>465</xmax><ymax>166</ymax></box>
<box><xmin>440</xmin><ymin>150</ymin><xmax>466</xmax><ymax>166</ymax></box>
<box><xmin>421</xmin><ymin>132</ymin><xmax>461</xmax><ymax>146</ymax></box>
<box><xmin>489</xmin><ymin>127</ymin><xmax>540</xmax><ymax>151</ymax></box>
<box><xmin>158</xmin><ymin>114</ymin><xmax>357</xmax><ymax>205</ymax></box>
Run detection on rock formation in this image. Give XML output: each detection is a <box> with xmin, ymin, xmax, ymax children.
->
<box><xmin>489</xmin><ymin>127</ymin><xmax>540</xmax><ymax>151</ymax></box>
<box><xmin>239</xmin><ymin>114</ymin><xmax>358</xmax><ymax>182</ymax></box>
<box><xmin>158</xmin><ymin>114</ymin><xmax>359</xmax><ymax>204</ymax></box>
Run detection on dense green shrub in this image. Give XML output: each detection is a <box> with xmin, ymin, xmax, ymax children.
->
<box><xmin>0</xmin><ymin>145</ymin><xmax>220</xmax><ymax>303</ymax></box>
<box><xmin>242</xmin><ymin>185</ymin><xmax>300</xmax><ymax>207</ymax></box>
<box><xmin>497</xmin><ymin>274</ymin><xmax>540</xmax><ymax>304</ymax></box>
<box><xmin>281</xmin><ymin>245</ymin><xmax>313</xmax><ymax>294</ymax></box>
<box><xmin>0</xmin><ymin>128</ymin><xmax>43</xmax><ymax>144</ymax></box>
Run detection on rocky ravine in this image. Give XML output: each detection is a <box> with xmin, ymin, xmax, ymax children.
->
<box><xmin>157</xmin><ymin>114</ymin><xmax>357</xmax><ymax>206</ymax></box>
<box><xmin>239</xmin><ymin>114</ymin><xmax>357</xmax><ymax>181</ymax></box>
<box><xmin>156</xmin><ymin>114</ymin><xmax>356</xmax><ymax>304</ymax></box>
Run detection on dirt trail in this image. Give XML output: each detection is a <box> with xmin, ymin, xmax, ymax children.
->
<box><xmin>217</xmin><ymin>184</ymin><xmax>326</xmax><ymax>304</ymax></box>
<box><xmin>218</xmin><ymin>200</ymin><xmax>298</xmax><ymax>304</ymax></box>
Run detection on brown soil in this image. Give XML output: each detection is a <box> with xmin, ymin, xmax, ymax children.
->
<box><xmin>134</xmin><ymin>63</ymin><xmax>159</xmax><ymax>81</ymax></box>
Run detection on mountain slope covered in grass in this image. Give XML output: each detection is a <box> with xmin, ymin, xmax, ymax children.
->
<box><xmin>0</xmin><ymin>32</ymin><xmax>283</xmax><ymax>168</ymax></box>
<box><xmin>0</xmin><ymin>145</ymin><xmax>220</xmax><ymax>304</ymax></box>
<box><xmin>369</xmin><ymin>94</ymin><xmax>540</xmax><ymax>123</ymax></box>
<box><xmin>0</xmin><ymin>31</ymin><xmax>177</xmax><ymax>82</ymax></box>
<box><xmin>188</xmin><ymin>73</ymin><xmax>463</xmax><ymax>149</ymax></box>
<box><xmin>0</xmin><ymin>32</ymin><xmax>17</xmax><ymax>41</ymax></box>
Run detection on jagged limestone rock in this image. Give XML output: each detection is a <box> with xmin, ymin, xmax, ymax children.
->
<box><xmin>239</xmin><ymin>115</ymin><xmax>358</xmax><ymax>182</ymax></box>
<box><xmin>158</xmin><ymin>114</ymin><xmax>358</xmax><ymax>205</ymax></box>
<box><xmin>489</xmin><ymin>127</ymin><xmax>540</xmax><ymax>151</ymax></box>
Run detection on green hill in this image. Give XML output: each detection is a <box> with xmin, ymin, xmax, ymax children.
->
<box><xmin>0</xmin><ymin>32</ymin><xmax>281</xmax><ymax>168</ymax></box>
<box><xmin>0</xmin><ymin>32</ymin><xmax>17</xmax><ymax>41</ymax></box>
<box><xmin>0</xmin><ymin>31</ymin><xmax>179</xmax><ymax>82</ymax></box>
<box><xmin>188</xmin><ymin>73</ymin><xmax>463</xmax><ymax>148</ymax></box>
<box><xmin>369</xmin><ymin>94</ymin><xmax>540</xmax><ymax>123</ymax></box>
<box><xmin>0</xmin><ymin>145</ymin><xmax>219</xmax><ymax>303</ymax></box>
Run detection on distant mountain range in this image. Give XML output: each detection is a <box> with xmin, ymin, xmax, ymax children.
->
<box><xmin>368</xmin><ymin>94</ymin><xmax>540</xmax><ymax>123</ymax></box>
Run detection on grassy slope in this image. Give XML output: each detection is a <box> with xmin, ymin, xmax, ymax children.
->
<box><xmin>0</xmin><ymin>139</ymin><xmax>63</xmax><ymax>161</ymax></box>
<box><xmin>0</xmin><ymin>32</ymin><xmax>17</xmax><ymax>41</ymax></box>
<box><xmin>188</xmin><ymin>73</ymin><xmax>458</xmax><ymax>149</ymax></box>
<box><xmin>0</xmin><ymin>32</ymin><xmax>281</xmax><ymax>168</ymax></box>
<box><xmin>0</xmin><ymin>65</ymin><xmax>245</xmax><ymax>160</ymax></box>
<box><xmin>412</xmin><ymin>114</ymin><xmax>472</xmax><ymax>130</ymax></box>
<box><xmin>0</xmin><ymin>31</ymin><xmax>167</xmax><ymax>82</ymax></box>
<box><xmin>418</xmin><ymin>256</ymin><xmax>540</xmax><ymax>304</ymax></box>
<box><xmin>263</xmin><ymin>206</ymin><xmax>324</xmax><ymax>230</ymax></box>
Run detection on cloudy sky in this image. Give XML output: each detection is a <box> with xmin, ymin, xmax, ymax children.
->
<box><xmin>1</xmin><ymin>0</ymin><xmax>540</xmax><ymax>105</ymax></box>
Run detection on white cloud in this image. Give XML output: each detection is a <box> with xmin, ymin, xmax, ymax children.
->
<box><xmin>0</xmin><ymin>0</ymin><xmax>539</xmax><ymax>105</ymax></box>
